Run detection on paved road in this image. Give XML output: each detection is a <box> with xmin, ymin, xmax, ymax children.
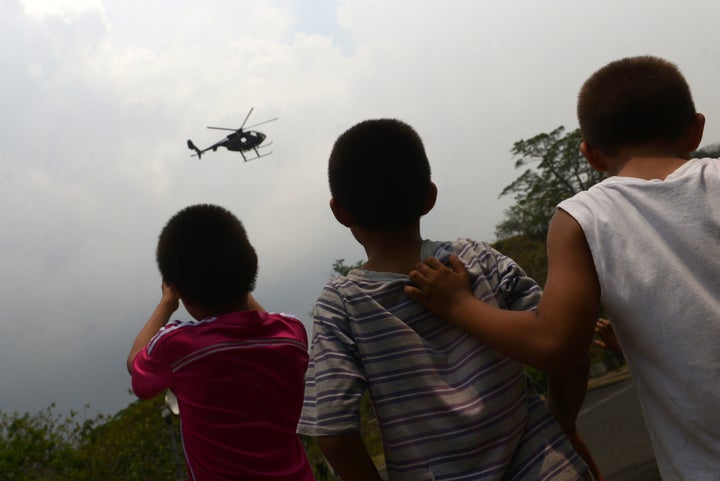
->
<box><xmin>577</xmin><ymin>378</ymin><xmax>661</xmax><ymax>481</ymax></box>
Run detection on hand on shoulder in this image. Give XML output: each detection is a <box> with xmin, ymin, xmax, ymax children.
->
<box><xmin>404</xmin><ymin>255</ymin><xmax>475</xmax><ymax>322</ymax></box>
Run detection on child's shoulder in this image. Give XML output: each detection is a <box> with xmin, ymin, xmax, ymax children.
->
<box><xmin>426</xmin><ymin>238</ymin><xmax>498</xmax><ymax>264</ymax></box>
<box><xmin>205</xmin><ymin>311</ymin><xmax>309</xmax><ymax>349</ymax></box>
<box><xmin>226</xmin><ymin>310</ymin><xmax>305</xmax><ymax>333</ymax></box>
<box><xmin>145</xmin><ymin>319</ymin><xmax>200</xmax><ymax>354</ymax></box>
<box><xmin>266</xmin><ymin>311</ymin><xmax>307</xmax><ymax>335</ymax></box>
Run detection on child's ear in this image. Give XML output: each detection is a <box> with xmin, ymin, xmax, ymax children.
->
<box><xmin>421</xmin><ymin>182</ymin><xmax>438</xmax><ymax>215</ymax></box>
<box><xmin>330</xmin><ymin>198</ymin><xmax>354</xmax><ymax>227</ymax></box>
<box><xmin>683</xmin><ymin>113</ymin><xmax>705</xmax><ymax>155</ymax></box>
<box><xmin>179</xmin><ymin>296</ymin><xmax>204</xmax><ymax>321</ymax></box>
<box><xmin>580</xmin><ymin>141</ymin><xmax>607</xmax><ymax>173</ymax></box>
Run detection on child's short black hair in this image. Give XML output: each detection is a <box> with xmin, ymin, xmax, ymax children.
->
<box><xmin>577</xmin><ymin>56</ymin><xmax>696</xmax><ymax>155</ymax></box>
<box><xmin>328</xmin><ymin>119</ymin><xmax>432</xmax><ymax>230</ymax></box>
<box><xmin>156</xmin><ymin>204</ymin><xmax>257</xmax><ymax>308</ymax></box>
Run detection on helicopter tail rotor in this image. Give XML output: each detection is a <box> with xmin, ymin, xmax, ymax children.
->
<box><xmin>187</xmin><ymin>139</ymin><xmax>202</xmax><ymax>158</ymax></box>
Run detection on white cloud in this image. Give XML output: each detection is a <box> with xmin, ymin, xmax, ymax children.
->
<box><xmin>21</xmin><ymin>0</ymin><xmax>105</xmax><ymax>18</ymax></box>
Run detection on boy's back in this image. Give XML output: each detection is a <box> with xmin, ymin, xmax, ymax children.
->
<box><xmin>133</xmin><ymin>310</ymin><xmax>312</xmax><ymax>480</ymax></box>
<box><xmin>558</xmin><ymin>157</ymin><xmax>720</xmax><ymax>478</ymax></box>
<box><xmin>127</xmin><ymin>204</ymin><xmax>314</xmax><ymax>481</ymax></box>
<box><xmin>299</xmin><ymin>238</ymin><xmax>587</xmax><ymax>480</ymax></box>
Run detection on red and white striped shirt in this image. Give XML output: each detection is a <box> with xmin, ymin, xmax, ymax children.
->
<box><xmin>132</xmin><ymin>310</ymin><xmax>314</xmax><ymax>481</ymax></box>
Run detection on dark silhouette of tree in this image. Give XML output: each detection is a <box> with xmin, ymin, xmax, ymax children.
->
<box><xmin>0</xmin><ymin>397</ymin><xmax>182</xmax><ymax>481</ymax></box>
<box><xmin>496</xmin><ymin>127</ymin><xmax>605</xmax><ymax>240</ymax></box>
<box><xmin>691</xmin><ymin>143</ymin><xmax>720</xmax><ymax>159</ymax></box>
<box><xmin>331</xmin><ymin>258</ymin><xmax>363</xmax><ymax>276</ymax></box>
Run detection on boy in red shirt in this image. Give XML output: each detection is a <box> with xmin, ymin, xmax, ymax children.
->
<box><xmin>127</xmin><ymin>204</ymin><xmax>314</xmax><ymax>481</ymax></box>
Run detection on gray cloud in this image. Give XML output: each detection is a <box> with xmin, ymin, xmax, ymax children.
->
<box><xmin>2</xmin><ymin>0</ymin><xmax>719</xmax><ymax>415</ymax></box>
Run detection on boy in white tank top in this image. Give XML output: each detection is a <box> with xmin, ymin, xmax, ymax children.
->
<box><xmin>405</xmin><ymin>56</ymin><xmax>720</xmax><ymax>481</ymax></box>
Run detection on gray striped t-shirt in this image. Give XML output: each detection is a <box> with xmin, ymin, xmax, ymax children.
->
<box><xmin>298</xmin><ymin>238</ymin><xmax>587</xmax><ymax>481</ymax></box>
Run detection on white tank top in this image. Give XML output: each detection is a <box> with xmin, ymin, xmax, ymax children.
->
<box><xmin>559</xmin><ymin>158</ymin><xmax>720</xmax><ymax>481</ymax></box>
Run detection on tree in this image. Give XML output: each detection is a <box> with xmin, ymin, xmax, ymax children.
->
<box><xmin>331</xmin><ymin>258</ymin><xmax>363</xmax><ymax>276</ymax></box>
<box><xmin>75</xmin><ymin>396</ymin><xmax>183</xmax><ymax>481</ymax></box>
<box><xmin>0</xmin><ymin>404</ymin><xmax>93</xmax><ymax>481</ymax></box>
<box><xmin>0</xmin><ymin>397</ymin><xmax>183</xmax><ymax>481</ymax></box>
<box><xmin>496</xmin><ymin>127</ymin><xmax>605</xmax><ymax>240</ymax></box>
<box><xmin>491</xmin><ymin>235</ymin><xmax>548</xmax><ymax>287</ymax></box>
<box><xmin>691</xmin><ymin>142</ymin><xmax>720</xmax><ymax>159</ymax></box>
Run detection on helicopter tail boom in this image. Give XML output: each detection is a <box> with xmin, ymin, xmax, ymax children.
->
<box><xmin>187</xmin><ymin>139</ymin><xmax>203</xmax><ymax>158</ymax></box>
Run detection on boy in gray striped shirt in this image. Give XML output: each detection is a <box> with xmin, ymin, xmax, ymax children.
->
<box><xmin>298</xmin><ymin>119</ymin><xmax>597</xmax><ymax>481</ymax></box>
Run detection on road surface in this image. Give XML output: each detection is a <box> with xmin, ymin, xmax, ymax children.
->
<box><xmin>577</xmin><ymin>378</ymin><xmax>661</xmax><ymax>481</ymax></box>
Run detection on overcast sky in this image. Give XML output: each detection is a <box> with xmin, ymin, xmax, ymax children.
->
<box><xmin>2</xmin><ymin>0</ymin><xmax>719</xmax><ymax>416</ymax></box>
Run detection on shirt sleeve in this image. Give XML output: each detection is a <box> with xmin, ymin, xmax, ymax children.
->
<box><xmin>130</xmin><ymin>329</ymin><xmax>175</xmax><ymax>400</ymax></box>
<box><xmin>297</xmin><ymin>283</ymin><xmax>367</xmax><ymax>436</ymax></box>
<box><xmin>451</xmin><ymin>239</ymin><xmax>541</xmax><ymax>312</ymax></box>
<box><xmin>488</xmin><ymin>245</ymin><xmax>542</xmax><ymax>311</ymax></box>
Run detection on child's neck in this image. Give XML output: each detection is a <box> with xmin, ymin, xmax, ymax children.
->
<box><xmin>355</xmin><ymin>224</ymin><xmax>424</xmax><ymax>275</ymax></box>
<box><xmin>185</xmin><ymin>296</ymin><xmax>252</xmax><ymax>320</ymax></box>
<box><xmin>609</xmin><ymin>145</ymin><xmax>690</xmax><ymax>180</ymax></box>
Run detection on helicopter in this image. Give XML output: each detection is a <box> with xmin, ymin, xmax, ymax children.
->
<box><xmin>187</xmin><ymin>108</ymin><xmax>278</xmax><ymax>161</ymax></box>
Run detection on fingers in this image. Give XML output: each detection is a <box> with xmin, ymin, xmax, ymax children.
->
<box><xmin>408</xmin><ymin>265</ymin><xmax>428</xmax><ymax>286</ymax></box>
<box><xmin>403</xmin><ymin>284</ymin><xmax>423</xmax><ymax>302</ymax></box>
<box><xmin>410</xmin><ymin>257</ymin><xmax>445</xmax><ymax>280</ymax></box>
<box><xmin>407</xmin><ymin>257</ymin><xmax>446</xmax><ymax>299</ymax></box>
<box><xmin>448</xmin><ymin>254</ymin><xmax>465</xmax><ymax>273</ymax></box>
<box><xmin>422</xmin><ymin>256</ymin><xmax>446</xmax><ymax>270</ymax></box>
<box><xmin>409</xmin><ymin>257</ymin><xmax>441</xmax><ymax>284</ymax></box>
<box><xmin>409</xmin><ymin>262</ymin><xmax>431</xmax><ymax>279</ymax></box>
<box><xmin>595</xmin><ymin>319</ymin><xmax>610</xmax><ymax>334</ymax></box>
<box><xmin>595</xmin><ymin>318</ymin><xmax>611</xmax><ymax>329</ymax></box>
<box><xmin>408</xmin><ymin>256</ymin><xmax>469</xmax><ymax>289</ymax></box>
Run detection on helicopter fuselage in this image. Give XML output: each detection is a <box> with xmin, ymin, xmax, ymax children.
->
<box><xmin>219</xmin><ymin>130</ymin><xmax>266</xmax><ymax>152</ymax></box>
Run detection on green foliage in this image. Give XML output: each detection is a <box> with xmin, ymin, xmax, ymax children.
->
<box><xmin>496</xmin><ymin>127</ymin><xmax>605</xmax><ymax>240</ymax></box>
<box><xmin>0</xmin><ymin>397</ymin><xmax>184</xmax><ymax>481</ymax></box>
<box><xmin>76</xmin><ymin>396</ymin><xmax>184</xmax><ymax>481</ymax></box>
<box><xmin>523</xmin><ymin>366</ymin><xmax>548</xmax><ymax>394</ymax></box>
<box><xmin>691</xmin><ymin>142</ymin><xmax>720</xmax><ymax>159</ymax></box>
<box><xmin>492</xmin><ymin>235</ymin><xmax>548</xmax><ymax>287</ymax></box>
<box><xmin>300</xmin><ymin>435</ymin><xmax>332</xmax><ymax>480</ymax></box>
<box><xmin>332</xmin><ymin>258</ymin><xmax>363</xmax><ymax>276</ymax></box>
<box><xmin>358</xmin><ymin>391</ymin><xmax>384</xmax><ymax>466</ymax></box>
<box><xmin>498</xmin><ymin>127</ymin><xmax>717</xmax><ymax>241</ymax></box>
<box><xmin>0</xmin><ymin>404</ymin><xmax>94</xmax><ymax>481</ymax></box>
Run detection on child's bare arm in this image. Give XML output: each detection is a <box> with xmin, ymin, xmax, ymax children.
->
<box><xmin>547</xmin><ymin>358</ymin><xmax>589</xmax><ymax>434</ymax></box>
<box><xmin>126</xmin><ymin>282</ymin><xmax>179</xmax><ymax>374</ymax></box>
<box><xmin>560</xmin><ymin>430</ymin><xmax>604</xmax><ymax>481</ymax></box>
<box><xmin>547</xmin><ymin>359</ymin><xmax>604</xmax><ymax>480</ymax></box>
<box><xmin>317</xmin><ymin>435</ymin><xmax>384</xmax><ymax>481</ymax></box>
<box><xmin>405</xmin><ymin>210</ymin><xmax>600</xmax><ymax>374</ymax></box>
